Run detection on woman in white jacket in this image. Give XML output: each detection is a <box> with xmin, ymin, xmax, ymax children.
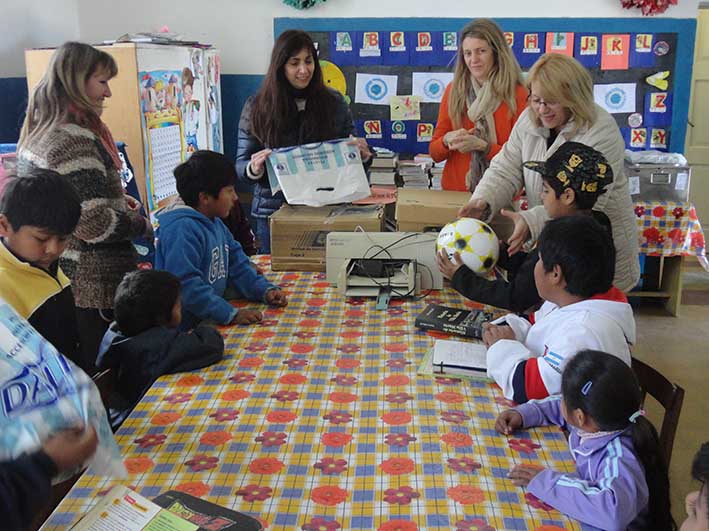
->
<box><xmin>459</xmin><ymin>54</ymin><xmax>640</xmax><ymax>292</ymax></box>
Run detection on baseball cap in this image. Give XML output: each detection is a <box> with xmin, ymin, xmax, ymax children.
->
<box><xmin>523</xmin><ymin>141</ymin><xmax>613</xmax><ymax>200</ymax></box>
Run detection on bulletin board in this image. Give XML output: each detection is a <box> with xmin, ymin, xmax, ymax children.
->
<box><xmin>275</xmin><ymin>18</ymin><xmax>696</xmax><ymax>155</ymax></box>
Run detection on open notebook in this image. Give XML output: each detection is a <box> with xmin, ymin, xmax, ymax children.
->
<box><xmin>416</xmin><ymin>339</ymin><xmax>490</xmax><ymax>380</ymax></box>
<box><xmin>432</xmin><ymin>339</ymin><xmax>487</xmax><ymax>376</ymax></box>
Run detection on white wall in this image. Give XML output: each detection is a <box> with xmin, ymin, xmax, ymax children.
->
<box><xmin>1</xmin><ymin>0</ymin><xmax>80</xmax><ymax>77</ymax></box>
<box><xmin>75</xmin><ymin>0</ymin><xmax>700</xmax><ymax>75</ymax></box>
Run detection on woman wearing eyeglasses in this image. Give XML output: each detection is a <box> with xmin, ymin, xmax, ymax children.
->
<box><xmin>429</xmin><ymin>19</ymin><xmax>528</xmax><ymax>192</ymax></box>
<box><xmin>459</xmin><ymin>53</ymin><xmax>639</xmax><ymax>292</ymax></box>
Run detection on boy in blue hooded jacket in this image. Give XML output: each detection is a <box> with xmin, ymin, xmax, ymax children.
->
<box><xmin>155</xmin><ymin>151</ymin><xmax>287</xmax><ymax>330</ymax></box>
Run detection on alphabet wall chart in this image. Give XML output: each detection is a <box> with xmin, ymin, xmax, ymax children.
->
<box><xmin>275</xmin><ymin>18</ymin><xmax>696</xmax><ymax>156</ymax></box>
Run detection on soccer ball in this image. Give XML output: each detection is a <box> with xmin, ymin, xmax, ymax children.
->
<box><xmin>437</xmin><ymin>218</ymin><xmax>499</xmax><ymax>275</ymax></box>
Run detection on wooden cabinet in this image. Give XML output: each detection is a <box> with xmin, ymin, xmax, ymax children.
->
<box><xmin>25</xmin><ymin>43</ymin><xmax>223</xmax><ymax>222</ymax></box>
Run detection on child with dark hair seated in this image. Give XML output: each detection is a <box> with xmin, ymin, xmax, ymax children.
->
<box><xmin>0</xmin><ymin>171</ymin><xmax>83</xmax><ymax>369</ymax></box>
<box><xmin>97</xmin><ymin>270</ymin><xmax>224</xmax><ymax>426</ymax></box>
<box><xmin>682</xmin><ymin>442</ymin><xmax>709</xmax><ymax>531</ymax></box>
<box><xmin>155</xmin><ymin>150</ymin><xmax>287</xmax><ymax>330</ymax></box>
<box><xmin>483</xmin><ymin>215</ymin><xmax>635</xmax><ymax>403</ymax></box>
<box><xmin>438</xmin><ymin>141</ymin><xmax>614</xmax><ymax>313</ymax></box>
<box><xmin>495</xmin><ymin>350</ymin><xmax>675</xmax><ymax>531</ymax></box>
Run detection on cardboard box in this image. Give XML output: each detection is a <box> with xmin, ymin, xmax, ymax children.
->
<box><xmin>395</xmin><ymin>189</ymin><xmax>471</xmax><ymax>232</ymax></box>
<box><xmin>395</xmin><ymin>188</ymin><xmax>514</xmax><ymax>241</ymax></box>
<box><xmin>270</xmin><ymin>204</ymin><xmax>384</xmax><ymax>271</ymax></box>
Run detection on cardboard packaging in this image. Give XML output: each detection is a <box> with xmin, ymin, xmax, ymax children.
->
<box><xmin>395</xmin><ymin>188</ymin><xmax>513</xmax><ymax>241</ymax></box>
<box><xmin>270</xmin><ymin>204</ymin><xmax>384</xmax><ymax>271</ymax></box>
<box><xmin>395</xmin><ymin>189</ymin><xmax>471</xmax><ymax>232</ymax></box>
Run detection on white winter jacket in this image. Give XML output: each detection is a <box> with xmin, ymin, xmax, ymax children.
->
<box><xmin>471</xmin><ymin>105</ymin><xmax>640</xmax><ymax>292</ymax></box>
<box><xmin>487</xmin><ymin>290</ymin><xmax>636</xmax><ymax>400</ymax></box>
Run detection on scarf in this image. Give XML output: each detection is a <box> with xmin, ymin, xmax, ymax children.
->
<box><xmin>464</xmin><ymin>79</ymin><xmax>499</xmax><ymax>193</ymax></box>
<box><xmin>67</xmin><ymin>104</ymin><xmax>123</xmax><ymax>171</ymax></box>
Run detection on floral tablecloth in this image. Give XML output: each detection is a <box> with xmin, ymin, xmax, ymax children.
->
<box><xmin>634</xmin><ymin>200</ymin><xmax>708</xmax><ymax>270</ymax></box>
<box><xmin>44</xmin><ymin>258</ymin><xmax>580</xmax><ymax>531</ymax></box>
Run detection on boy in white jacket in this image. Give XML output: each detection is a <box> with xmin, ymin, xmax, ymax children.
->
<box><xmin>483</xmin><ymin>215</ymin><xmax>635</xmax><ymax>403</ymax></box>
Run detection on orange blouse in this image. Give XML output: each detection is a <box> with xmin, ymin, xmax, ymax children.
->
<box><xmin>429</xmin><ymin>83</ymin><xmax>528</xmax><ymax>192</ymax></box>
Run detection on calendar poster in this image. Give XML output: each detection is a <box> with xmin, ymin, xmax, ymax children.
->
<box><xmin>144</xmin><ymin>108</ymin><xmax>185</xmax><ymax>224</ymax></box>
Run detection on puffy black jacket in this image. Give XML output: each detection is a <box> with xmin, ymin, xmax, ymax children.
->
<box><xmin>97</xmin><ymin>323</ymin><xmax>224</xmax><ymax>427</ymax></box>
<box><xmin>235</xmin><ymin>89</ymin><xmax>359</xmax><ymax>218</ymax></box>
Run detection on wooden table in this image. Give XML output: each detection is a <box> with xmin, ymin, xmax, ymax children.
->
<box><xmin>43</xmin><ymin>257</ymin><xmax>580</xmax><ymax>531</ymax></box>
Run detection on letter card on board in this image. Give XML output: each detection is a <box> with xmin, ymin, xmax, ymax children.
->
<box><xmin>574</xmin><ymin>34</ymin><xmax>601</xmax><ymax>68</ymax></box>
<box><xmin>513</xmin><ymin>32</ymin><xmax>545</xmax><ymax>68</ymax></box>
<box><xmin>644</xmin><ymin>91</ymin><xmax>673</xmax><ymax>127</ymax></box>
<box><xmin>630</xmin><ymin>33</ymin><xmax>656</xmax><ymax>68</ymax></box>
<box><xmin>330</xmin><ymin>31</ymin><xmax>356</xmax><ymax>66</ymax></box>
<box><xmin>382</xmin><ymin>31</ymin><xmax>411</xmax><ymax>65</ymax></box>
<box><xmin>601</xmin><ymin>34</ymin><xmax>630</xmax><ymax>70</ymax></box>
<box><xmin>356</xmin><ymin>31</ymin><xmax>384</xmax><ymax>65</ymax></box>
<box><xmin>546</xmin><ymin>32</ymin><xmax>574</xmax><ymax>56</ymax></box>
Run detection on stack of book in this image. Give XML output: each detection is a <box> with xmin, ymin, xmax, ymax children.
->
<box><xmin>370</xmin><ymin>149</ymin><xmax>399</xmax><ymax>186</ymax></box>
<box><xmin>398</xmin><ymin>160</ymin><xmax>430</xmax><ymax>189</ymax></box>
<box><xmin>430</xmin><ymin>160</ymin><xmax>445</xmax><ymax>190</ymax></box>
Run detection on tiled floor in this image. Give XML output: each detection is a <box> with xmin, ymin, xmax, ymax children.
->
<box><xmin>633</xmin><ymin>261</ymin><xmax>709</xmax><ymax>523</ymax></box>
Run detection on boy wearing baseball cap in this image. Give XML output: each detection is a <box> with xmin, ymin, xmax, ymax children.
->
<box><xmin>437</xmin><ymin>141</ymin><xmax>615</xmax><ymax>313</ymax></box>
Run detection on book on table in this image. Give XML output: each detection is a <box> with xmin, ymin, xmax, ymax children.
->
<box><xmin>431</xmin><ymin>339</ymin><xmax>488</xmax><ymax>378</ymax></box>
<box><xmin>415</xmin><ymin>303</ymin><xmax>493</xmax><ymax>339</ymax></box>
<box><xmin>69</xmin><ymin>485</ymin><xmax>262</xmax><ymax>531</ymax></box>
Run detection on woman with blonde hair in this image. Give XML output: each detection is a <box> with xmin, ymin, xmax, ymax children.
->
<box><xmin>458</xmin><ymin>53</ymin><xmax>640</xmax><ymax>292</ymax></box>
<box><xmin>429</xmin><ymin>18</ymin><xmax>528</xmax><ymax>192</ymax></box>
<box><xmin>18</xmin><ymin>41</ymin><xmax>151</xmax><ymax>373</ymax></box>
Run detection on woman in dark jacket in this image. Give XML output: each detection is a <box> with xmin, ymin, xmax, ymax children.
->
<box><xmin>236</xmin><ymin>30</ymin><xmax>371</xmax><ymax>253</ymax></box>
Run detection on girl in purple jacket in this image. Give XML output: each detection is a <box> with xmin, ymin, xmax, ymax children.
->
<box><xmin>495</xmin><ymin>350</ymin><xmax>674</xmax><ymax>531</ymax></box>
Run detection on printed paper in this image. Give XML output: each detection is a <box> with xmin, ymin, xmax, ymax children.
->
<box><xmin>630</xmin><ymin>128</ymin><xmax>647</xmax><ymax>148</ymax></box>
<box><xmin>355</xmin><ymin>73</ymin><xmax>398</xmax><ymax>105</ymax></box>
<box><xmin>546</xmin><ymin>32</ymin><xmax>575</xmax><ymax>56</ymax></box>
<box><xmin>650</xmin><ymin>128</ymin><xmax>668</xmax><ymax>149</ymax></box>
<box><xmin>630</xmin><ymin>33</ymin><xmax>655</xmax><ymax>68</ymax></box>
<box><xmin>593</xmin><ymin>83</ymin><xmax>637</xmax><ymax>114</ymax></box>
<box><xmin>412</xmin><ymin>72</ymin><xmax>453</xmax><ymax>103</ymax></box>
<box><xmin>601</xmin><ymin>34</ymin><xmax>630</xmax><ymax>70</ymax></box>
<box><xmin>390</xmin><ymin>95</ymin><xmax>421</xmax><ymax>121</ymax></box>
<box><xmin>575</xmin><ymin>34</ymin><xmax>601</xmax><ymax>68</ymax></box>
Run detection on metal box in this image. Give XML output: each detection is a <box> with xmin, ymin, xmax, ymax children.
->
<box><xmin>624</xmin><ymin>162</ymin><xmax>691</xmax><ymax>202</ymax></box>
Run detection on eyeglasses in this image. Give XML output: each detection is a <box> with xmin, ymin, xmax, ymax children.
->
<box><xmin>529</xmin><ymin>96</ymin><xmax>561</xmax><ymax>109</ymax></box>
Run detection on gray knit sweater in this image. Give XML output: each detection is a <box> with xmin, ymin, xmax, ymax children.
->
<box><xmin>18</xmin><ymin>123</ymin><xmax>147</xmax><ymax>309</ymax></box>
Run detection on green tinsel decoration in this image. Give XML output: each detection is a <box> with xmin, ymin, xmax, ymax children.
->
<box><xmin>282</xmin><ymin>0</ymin><xmax>327</xmax><ymax>9</ymax></box>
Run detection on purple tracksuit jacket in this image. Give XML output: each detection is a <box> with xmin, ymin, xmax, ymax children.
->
<box><xmin>515</xmin><ymin>395</ymin><xmax>649</xmax><ymax>531</ymax></box>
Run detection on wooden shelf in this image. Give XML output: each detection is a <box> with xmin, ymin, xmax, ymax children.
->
<box><xmin>629</xmin><ymin>290</ymin><xmax>672</xmax><ymax>298</ymax></box>
<box><xmin>630</xmin><ymin>255</ymin><xmax>683</xmax><ymax>316</ymax></box>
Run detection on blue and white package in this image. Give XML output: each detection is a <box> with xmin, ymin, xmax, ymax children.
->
<box><xmin>0</xmin><ymin>300</ymin><xmax>126</xmax><ymax>481</ymax></box>
<box><xmin>266</xmin><ymin>138</ymin><xmax>370</xmax><ymax>207</ymax></box>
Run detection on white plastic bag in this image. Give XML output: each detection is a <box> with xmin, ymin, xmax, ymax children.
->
<box><xmin>0</xmin><ymin>299</ymin><xmax>126</xmax><ymax>481</ymax></box>
<box><xmin>624</xmin><ymin>149</ymin><xmax>688</xmax><ymax>166</ymax></box>
<box><xmin>267</xmin><ymin>138</ymin><xmax>370</xmax><ymax>207</ymax></box>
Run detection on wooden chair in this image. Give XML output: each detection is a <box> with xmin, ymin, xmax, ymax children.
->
<box><xmin>92</xmin><ymin>368</ymin><xmax>117</xmax><ymax>406</ymax></box>
<box><xmin>631</xmin><ymin>357</ymin><xmax>685</xmax><ymax>468</ymax></box>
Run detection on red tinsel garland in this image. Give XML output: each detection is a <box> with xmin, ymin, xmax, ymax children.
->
<box><xmin>620</xmin><ymin>0</ymin><xmax>678</xmax><ymax>16</ymax></box>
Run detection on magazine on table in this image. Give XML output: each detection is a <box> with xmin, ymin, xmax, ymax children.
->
<box><xmin>69</xmin><ymin>485</ymin><xmax>262</xmax><ymax>531</ymax></box>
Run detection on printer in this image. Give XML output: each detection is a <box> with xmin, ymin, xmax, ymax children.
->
<box><xmin>326</xmin><ymin>232</ymin><xmax>443</xmax><ymax>297</ymax></box>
